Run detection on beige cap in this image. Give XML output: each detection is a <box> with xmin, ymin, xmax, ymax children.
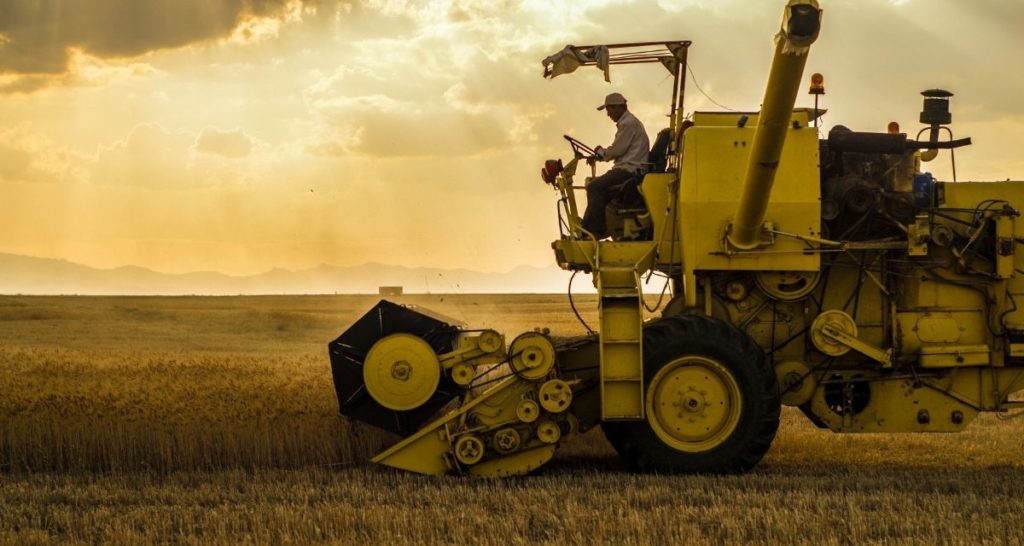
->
<box><xmin>597</xmin><ymin>92</ymin><xmax>627</xmax><ymax>111</ymax></box>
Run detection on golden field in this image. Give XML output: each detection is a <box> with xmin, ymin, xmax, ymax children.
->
<box><xmin>1</xmin><ymin>294</ymin><xmax>1024</xmax><ymax>545</ymax></box>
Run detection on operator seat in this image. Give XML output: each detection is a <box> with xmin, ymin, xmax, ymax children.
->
<box><xmin>647</xmin><ymin>127</ymin><xmax>672</xmax><ymax>174</ymax></box>
<box><xmin>606</xmin><ymin>128</ymin><xmax>672</xmax><ymax>241</ymax></box>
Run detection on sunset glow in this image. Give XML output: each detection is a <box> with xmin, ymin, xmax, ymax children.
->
<box><xmin>2</xmin><ymin>0</ymin><xmax>1022</xmax><ymax>278</ymax></box>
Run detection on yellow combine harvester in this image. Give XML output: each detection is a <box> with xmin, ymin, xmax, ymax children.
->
<box><xmin>328</xmin><ymin>0</ymin><xmax>1024</xmax><ymax>476</ymax></box>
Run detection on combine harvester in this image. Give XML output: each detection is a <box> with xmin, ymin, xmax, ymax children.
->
<box><xmin>328</xmin><ymin>0</ymin><xmax>1024</xmax><ymax>476</ymax></box>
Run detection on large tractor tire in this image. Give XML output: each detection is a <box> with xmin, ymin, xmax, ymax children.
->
<box><xmin>602</xmin><ymin>314</ymin><xmax>780</xmax><ymax>473</ymax></box>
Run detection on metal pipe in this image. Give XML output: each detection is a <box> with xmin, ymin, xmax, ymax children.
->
<box><xmin>918</xmin><ymin>125</ymin><xmax>941</xmax><ymax>162</ymax></box>
<box><xmin>570</xmin><ymin>40</ymin><xmax>691</xmax><ymax>50</ymax></box>
<box><xmin>728</xmin><ymin>0</ymin><xmax>822</xmax><ymax>250</ymax></box>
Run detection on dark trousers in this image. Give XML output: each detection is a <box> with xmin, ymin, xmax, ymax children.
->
<box><xmin>582</xmin><ymin>168</ymin><xmax>633</xmax><ymax>237</ymax></box>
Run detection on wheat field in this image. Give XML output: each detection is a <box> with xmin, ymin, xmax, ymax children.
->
<box><xmin>1</xmin><ymin>294</ymin><xmax>1023</xmax><ymax>545</ymax></box>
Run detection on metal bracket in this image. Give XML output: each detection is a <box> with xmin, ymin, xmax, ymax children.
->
<box><xmin>722</xmin><ymin>222</ymin><xmax>777</xmax><ymax>253</ymax></box>
<box><xmin>907</xmin><ymin>214</ymin><xmax>930</xmax><ymax>257</ymax></box>
<box><xmin>821</xmin><ymin>325</ymin><xmax>894</xmax><ymax>368</ymax></box>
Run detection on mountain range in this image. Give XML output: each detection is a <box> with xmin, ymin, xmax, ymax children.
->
<box><xmin>0</xmin><ymin>252</ymin><xmax>589</xmax><ymax>295</ymax></box>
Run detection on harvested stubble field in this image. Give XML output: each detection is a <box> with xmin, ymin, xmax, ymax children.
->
<box><xmin>1</xmin><ymin>294</ymin><xmax>1023</xmax><ymax>545</ymax></box>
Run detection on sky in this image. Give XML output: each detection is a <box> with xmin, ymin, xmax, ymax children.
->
<box><xmin>1</xmin><ymin>0</ymin><xmax>1023</xmax><ymax>276</ymax></box>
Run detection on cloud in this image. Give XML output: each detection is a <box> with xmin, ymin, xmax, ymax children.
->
<box><xmin>0</xmin><ymin>140</ymin><xmax>33</xmax><ymax>181</ymax></box>
<box><xmin>3</xmin><ymin>0</ymin><xmax>1024</xmax><ymax>279</ymax></box>
<box><xmin>297</xmin><ymin>2</ymin><xmax>605</xmax><ymax>158</ymax></box>
<box><xmin>303</xmin><ymin>69</ymin><xmax>513</xmax><ymax>156</ymax></box>
<box><xmin>92</xmin><ymin>124</ymin><xmax>265</xmax><ymax>188</ymax></box>
<box><xmin>0</xmin><ymin>126</ymin><xmax>75</xmax><ymax>184</ymax></box>
<box><xmin>92</xmin><ymin>124</ymin><xmax>196</xmax><ymax>188</ymax></box>
<box><xmin>0</xmin><ymin>49</ymin><xmax>160</xmax><ymax>95</ymax></box>
<box><xmin>0</xmin><ymin>74</ymin><xmax>52</xmax><ymax>94</ymax></box>
<box><xmin>0</xmin><ymin>0</ymin><xmax>323</xmax><ymax>91</ymax></box>
<box><xmin>307</xmin><ymin>92</ymin><xmax>511</xmax><ymax>157</ymax></box>
<box><xmin>194</xmin><ymin>128</ymin><xmax>255</xmax><ymax>158</ymax></box>
<box><xmin>355</xmin><ymin>108</ymin><xmax>509</xmax><ymax>156</ymax></box>
<box><xmin>229</xmin><ymin>1</ymin><xmax>309</xmax><ymax>44</ymax></box>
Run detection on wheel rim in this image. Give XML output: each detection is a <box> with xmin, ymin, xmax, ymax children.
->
<box><xmin>646</xmin><ymin>356</ymin><xmax>742</xmax><ymax>452</ymax></box>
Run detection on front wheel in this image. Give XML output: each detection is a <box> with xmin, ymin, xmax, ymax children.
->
<box><xmin>602</xmin><ymin>314</ymin><xmax>780</xmax><ymax>473</ymax></box>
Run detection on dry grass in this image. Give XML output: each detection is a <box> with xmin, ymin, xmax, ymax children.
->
<box><xmin>3</xmin><ymin>464</ymin><xmax>1024</xmax><ymax>546</ymax></box>
<box><xmin>1</xmin><ymin>294</ymin><xmax>1024</xmax><ymax>545</ymax></box>
<box><xmin>0</xmin><ymin>294</ymin><xmax>592</xmax><ymax>473</ymax></box>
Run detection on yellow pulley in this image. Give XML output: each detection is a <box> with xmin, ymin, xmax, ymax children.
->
<box><xmin>538</xmin><ymin>379</ymin><xmax>573</xmax><ymax>413</ymax></box>
<box><xmin>451</xmin><ymin>363</ymin><xmax>475</xmax><ymax>386</ymax></box>
<box><xmin>362</xmin><ymin>333</ymin><xmax>441</xmax><ymax>411</ymax></box>
<box><xmin>454</xmin><ymin>435</ymin><xmax>485</xmax><ymax>465</ymax></box>
<box><xmin>811</xmin><ymin>310</ymin><xmax>857</xmax><ymax>357</ymax></box>
<box><xmin>516</xmin><ymin>399</ymin><xmax>540</xmax><ymax>423</ymax></box>
<box><xmin>477</xmin><ymin>329</ymin><xmax>504</xmax><ymax>353</ymax></box>
<box><xmin>536</xmin><ymin>420</ymin><xmax>561</xmax><ymax>444</ymax></box>
<box><xmin>509</xmin><ymin>332</ymin><xmax>556</xmax><ymax>381</ymax></box>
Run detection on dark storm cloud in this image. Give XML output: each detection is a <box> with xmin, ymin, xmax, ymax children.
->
<box><xmin>0</xmin><ymin>74</ymin><xmax>51</xmax><ymax>94</ymax></box>
<box><xmin>0</xmin><ymin>0</ymin><xmax>308</xmax><ymax>75</ymax></box>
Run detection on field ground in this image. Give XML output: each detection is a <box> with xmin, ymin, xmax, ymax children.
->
<box><xmin>2</xmin><ymin>294</ymin><xmax>1023</xmax><ymax>545</ymax></box>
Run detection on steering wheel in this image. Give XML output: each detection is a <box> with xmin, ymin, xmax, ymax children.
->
<box><xmin>563</xmin><ymin>134</ymin><xmax>596</xmax><ymax>159</ymax></box>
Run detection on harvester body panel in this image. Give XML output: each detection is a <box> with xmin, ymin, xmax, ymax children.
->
<box><xmin>678</xmin><ymin>113</ymin><xmax>821</xmax><ymax>272</ymax></box>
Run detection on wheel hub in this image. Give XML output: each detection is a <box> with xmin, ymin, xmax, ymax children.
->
<box><xmin>647</xmin><ymin>356</ymin><xmax>742</xmax><ymax>451</ymax></box>
<box><xmin>677</xmin><ymin>390</ymin><xmax>706</xmax><ymax>414</ymax></box>
<box><xmin>391</xmin><ymin>361</ymin><xmax>412</xmax><ymax>380</ymax></box>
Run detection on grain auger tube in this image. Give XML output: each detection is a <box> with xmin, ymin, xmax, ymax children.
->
<box><xmin>728</xmin><ymin>0</ymin><xmax>821</xmax><ymax>250</ymax></box>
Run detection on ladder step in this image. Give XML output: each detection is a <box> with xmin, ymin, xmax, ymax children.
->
<box><xmin>601</xmin><ymin>290</ymin><xmax>638</xmax><ymax>298</ymax></box>
<box><xmin>597</xmin><ymin>258</ymin><xmax>644</xmax><ymax>420</ymax></box>
<box><xmin>599</xmin><ymin>271</ymin><xmax>639</xmax><ymax>289</ymax></box>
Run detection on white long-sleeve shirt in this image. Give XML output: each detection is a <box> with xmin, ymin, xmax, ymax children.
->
<box><xmin>602</xmin><ymin>111</ymin><xmax>650</xmax><ymax>172</ymax></box>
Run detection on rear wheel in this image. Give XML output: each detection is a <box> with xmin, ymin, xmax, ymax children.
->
<box><xmin>602</xmin><ymin>314</ymin><xmax>780</xmax><ymax>473</ymax></box>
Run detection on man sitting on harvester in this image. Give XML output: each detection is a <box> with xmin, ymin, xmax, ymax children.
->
<box><xmin>581</xmin><ymin>92</ymin><xmax>650</xmax><ymax>240</ymax></box>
